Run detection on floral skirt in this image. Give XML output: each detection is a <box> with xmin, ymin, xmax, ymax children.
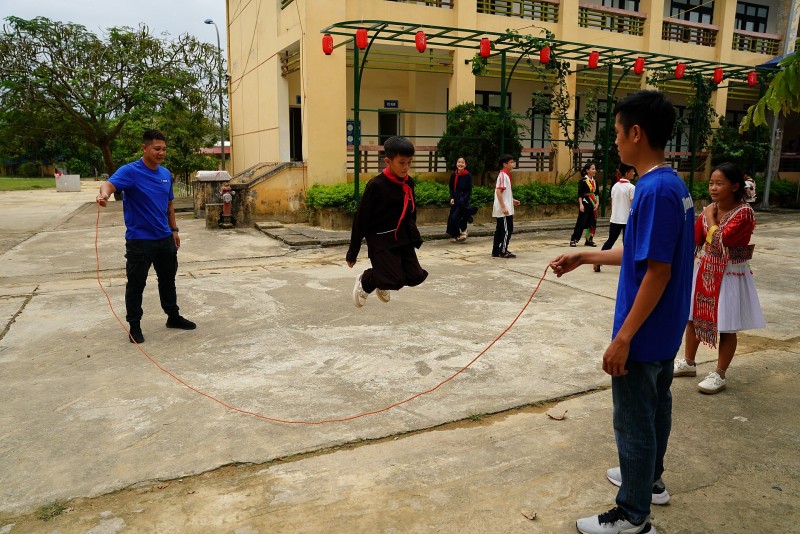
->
<box><xmin>688</xmin><ymin>261</ymin><xmax>765</xmax><ymax>333</ymax></box>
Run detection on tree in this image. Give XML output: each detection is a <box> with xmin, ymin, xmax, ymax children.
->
<box><xmin>710</xmin><ymin>118</ymin><xmax>769</xmax><ymax>174</ymax></box>
<box><xmin>0</xmin><ymin>16</ymin><xmax>222</xmax><ymax>175</ymax></box>
<box><xmin>740</xmin><ymin>38</ymin><xmax>800</xmax><ymax>131</ymax></box>
<box><xmin>437</xmin><ymin>103</ymin><xmax>523</xmax><ymax>181</ymax></box>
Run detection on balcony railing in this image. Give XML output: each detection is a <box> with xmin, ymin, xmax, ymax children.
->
<box><xmin>477</xmin><ymin>0</ymin><xmax>560</xmax><ymax>23</ymax></box>
<box><xmin>385</xmin><ymin>0</ymin><xmax>454</xmax><ymax>7</ymax></box>
<box><xmin>662</xmin><ymin>17</ymin><xmax>718</xmax><ymax>47</ymax></box>
<box><xmin>732</xmin><ymin>29</ymin><xmax>782</xmax><ymax>55</ymax></box>
<box><xmin>578</xmin><ymin>2</ymin><xmax>646</xmax><ymax>36</ymax></box>
<box><xmin>347</xmin><ymin>145</ymin><xmax>554</xmax><ymax>172</ymax></box>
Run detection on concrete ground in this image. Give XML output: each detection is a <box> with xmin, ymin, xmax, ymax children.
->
<box><xmin>0</xmin><ymin>186</ymin><xmax>798</xmax><ymax>533</ymax></box>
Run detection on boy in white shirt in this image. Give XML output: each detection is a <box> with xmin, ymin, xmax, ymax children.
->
<box><xmin>595</xmin><ymin>163</ymin><xmax>637</xmax><ymax>272</ymax></box>
<box><xmin>491</xmin><ymin>154</ymin><xmax>520</xmax><ymax>258</ymax></box>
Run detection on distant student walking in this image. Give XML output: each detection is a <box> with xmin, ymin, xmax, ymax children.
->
<box><xmin>569</xmin><ymin>162</ymin><xmax>598</xmax><ymax>247</ymax></box>
<box><xmin>595</xmin><ymin>163</ymin><xmax>636</xmax><ymax>272</ymax></box>
<box><xmin>446</xmin><ymin>157</ymin><xmax>477</xmax><ymax>243</ymax></box>
<box><xmin>491</xmin><ymin>154</ymin><xmax>520</xmax><ymax>258</ymax></box>
<box><xmin>674</xmin><ymin>162</ymin><xmax>765</xmax><ymax>394</ymax></box>
<box><xmin>346</xmin><ymin>136</ymin><xmax>428</xmax><ymax>308</ymax></box>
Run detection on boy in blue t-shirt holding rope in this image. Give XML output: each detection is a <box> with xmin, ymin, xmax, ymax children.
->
<box><xmin>551</xmin><ymin>91</ymin><xmax>694</xmax><ymax>534</ymax></box>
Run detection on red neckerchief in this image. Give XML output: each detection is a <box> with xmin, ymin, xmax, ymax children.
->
<box><xmin>617</xmin><ymin>178</ymin><xmax>629</xmax><ymax>183</ymax></box>
<box><xmin>453</xmin><ymin>169</ymin><xmax>468</xmax><ymax>191</ymax></box>
<box><xmin>383</xmin><ymin>166</ymin><xmax>415</xmax><ymax>240</ymax></box>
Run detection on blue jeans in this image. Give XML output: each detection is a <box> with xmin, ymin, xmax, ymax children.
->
<box><xmin>612</xmin><ymin>357</ymin><xmax>674</xmax><ymax>524</ymax></box>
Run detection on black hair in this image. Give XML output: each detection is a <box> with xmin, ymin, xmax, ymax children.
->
<box><xmin>618</xmin><ymin>162</ymin><xmax>635</xmax><ymax>176</ymax></box>
<box><xmin>712</xmin><ymin>162</ymin><xmax>746</xmax><ymax>203</ymax></box>
<box><xmin>383</xmin><ymin>136</ymin><xmax>415</xmax><ymax>159</ymax></box>
<box><xmin>581</xmin><ymin>161</ymin><xmax>595</xmax><ymax>176</ymax></box>
<box><xmin>143</xmin><ymin>129</ymin><xmax>166</xmax><ymax>144</ymax></box>
<box><xmin>498</xmin><ymin>153</ymin><xmax>514</xmax><ymax>166</ymax></box>
<box><xmin>613</xmin><ymin>90</ymin><xmax>676</xmax><ymax>151</ymax></box>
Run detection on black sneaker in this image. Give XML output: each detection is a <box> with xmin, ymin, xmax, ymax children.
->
<box><xmin>166</xmin><ymin>315</ymin><xmax>196</xmax><ymax>330</ymax></box>
<box><xmin>576</xmin><ymin>506</ymin><xmax>654</xmax><ymax>534</ymax></box>
<box><xmin>570</xmin><ymin>240</ymin><xmax>578</xmax><ymax>247</ymax></box>
<box><xmin>129</xmin><ymin>324</ymin><xmax>145</xmax><ymax>344</ymax></box>
<box><xmin>584</xmin><ymin>239</ymin><xmax>597</xmax><ymax>247</ymax></box>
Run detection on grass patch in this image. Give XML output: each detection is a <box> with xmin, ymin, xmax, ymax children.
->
<box><xmin>0</xmin><ymin>177</ymin><xmax>58</xmax><ymax>191</ymax></box>
<box><xmin>467</xmin><ymin>413</ymin><xmax>484</xmax><ymax>422</ymax></box>
<box><xmin>36</xmin><ymin>500</ymin><xmax>67</xmax><ymax>521</ymax></box>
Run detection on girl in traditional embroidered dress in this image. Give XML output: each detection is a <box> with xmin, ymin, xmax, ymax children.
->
<box><xmin>674</xmin><ymin>163</ymin><xmax>765</xmax><ymax>394</ymax></box>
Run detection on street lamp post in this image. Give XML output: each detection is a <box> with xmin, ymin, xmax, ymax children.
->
<box><xmin>204</xmin><ymin>18</ymin><xmax>226</xmax><ymax>171</ymax></box>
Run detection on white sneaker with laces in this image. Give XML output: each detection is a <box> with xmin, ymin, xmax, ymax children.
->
<box><xmin>606</xmin><ymin>467</ymin><xmax>670</xmax><ymax>505</ymax></box>
<box><xmin>576</xmin><ymin>507</ymin><xmax>655</xmax><ymax>534</ymax></box>
<box><xmin>352</xmin><ymin>274</ymin><xmax>368</xmax><ymax>308</ymax></box>
<box><xmin>698</xmin><ymin>371</ymin><xmax>726</xmax><ymax>394</ymax></box>
<box><xmin>376</xmin><ymin>288</ymin><xmax>390</xmax><ymax>303</ymax></box>
<box><xmin>673</xmin><ymin>358</ymin><xmax>696</xmax><ymax>377</ymax></box>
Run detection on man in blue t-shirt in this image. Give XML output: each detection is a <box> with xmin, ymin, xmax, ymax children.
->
<box><xmin>550</xmin><ymin>91</ymin><xmax>694</xmax><ymax>534</ymax></box>
<box><xmin>97</xmin><ymin>129</ymin><xmax>196</xmax><ymax>344</ymax></box>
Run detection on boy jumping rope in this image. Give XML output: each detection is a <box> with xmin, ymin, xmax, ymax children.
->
<box><xmin>346</xmin><ymin>136</ymin><xmax>428</xmax><ymax>307</ymax></box>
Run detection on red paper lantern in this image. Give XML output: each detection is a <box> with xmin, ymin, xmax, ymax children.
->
<box><xmin>674</xmin><ymin>63</ymin><xmax>686</xmax><ymax>79</ymax></box>
<box><xmin>322</xmin><ymin>33</ymin><xmax>334</xmax><ymax>55</ymax></box>
<box><xmin>479</xmin><ymin>38</ymin><xmax>491</xmax><ymax>58</ymax></box>
<box><xmin>415</xmin><ymin>31</ymin><xmax>427</xmax><ymax>53</ymax></box>
<box><xmin>588</xmin><ymin>50</ymin><xmax>599</xmax><ymax>69</ymax></box>
<box><xmin>539</xmin><ymin>46</ymin><xmax>551</xmax><ymax>64</ymax></box>
<box><xmin>747</xmin><ymin>71</ymin><xmax>758</xmax><ymax>86</ymax></box>
<box><xmin>355</xmin><ymin>28</ymin><xmax>368</xmax><ymax>50</ymax></box>
<box><xmin>713</xmin><ymin>67</ymin><xmax>724</xmax><ymax>84</ymax></box>
<box><xmin>633</xmin><ymin>57</ymin><xmax>645</xmax><ymax>75</ymax></box>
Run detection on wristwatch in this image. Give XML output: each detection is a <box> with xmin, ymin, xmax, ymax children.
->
<box><xmin>171</xmin><ymin>227</ymin><xmax>179</xmax><ymax>232</ymax></box>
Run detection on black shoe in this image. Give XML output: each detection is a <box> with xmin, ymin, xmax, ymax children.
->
<box><xmin>166</xmin><ymin>315</ymin><xmax>196</xmax><ymax>330</ymax></box>
<box><xmin>129</xmin><ymin>323</ymin><xmax>145</xmax><ymax>344</ymax></box>
<box><xmin>569</xmin><ymin>240</ymin><xmax>578</xmax><ymax>247</ymax></box>
<box><xmin>584</xmin><ymin>239</ymin><xmax>597</xmax><ymax>247</ymax></box>
<box><xmin>503</xmin><ymin>251</ymin><xmax>517</xmax><ymax>258</ymax></box>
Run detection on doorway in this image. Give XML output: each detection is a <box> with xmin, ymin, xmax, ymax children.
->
<box><xmin>289</xmin><ymin>107</ymin><xmax>302</xmax><ymax>161</ymax></box>
<box><xmin>378</xmin><ymin>111</ymin><xmax>400</xmax><ymax>147</ymax></box>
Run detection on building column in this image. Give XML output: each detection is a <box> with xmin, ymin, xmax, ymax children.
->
<box><xmin>552</xmin><ymin>71</ymin><xmax>578</xmax><ymax>179</ymax></box>
<box><xmin>639</xmin><ymin>0</ymin><xmax>665</xmax><ymax>90</ymax></box>
<box><xmin>302</xmin><ymin>0</ymin><xmax>347</xmax><ymax>184</ymax></box>
<box><xmin>448</xmin><ymin>0</ymin><xmax>478</xmax><ymax>107</ymax></box>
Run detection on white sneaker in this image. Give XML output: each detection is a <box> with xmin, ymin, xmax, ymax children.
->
<box><xmin>576</xmin><ymin>507</ymin><xmax>655</xmax><ymax>534</ymax></box>
<box><xmin>698</xmin><ymin>371</ymin><xmax>726</xmax><ymax>394</ymax></box>
<box><xmin>376</xmin><ymin>288</ymin><xmax>390</xmax><ymax>303</ymax></box>
<box><xmin>352</xmin><ymin>274</ymin><xmax>368</xmax><ymax>308</ymax></box>
<box><xmin>606</xmin><ymin>467</ymin><xmax>670</xmax><ymax>505</ymax></box>
<box><xmin>673</xmin><ymin>358</ymin><xmax>697</xmax><ymax>377</ymax></box>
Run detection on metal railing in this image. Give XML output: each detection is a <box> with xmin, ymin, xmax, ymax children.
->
<box><xmin>732</xmin><ymin>29</ymin><xmax>782</xmax><ymax>56</ymax></box>
<box><xmin>346</xmin><ymin>145</ymin><xmax>554</xmax><ymax>173</ymax></box>
<box><xmin>578</xmin><ymin>2</ymin><xmax>646</xmax><ymax>36</ymax></box>
<box><xmin>385</xmin><ymin>0</ymin><xmax>454</xmax><ymax>6</ymax></box>
<box><xmin>662</xmin><ymin>17</ymin><xmax>718</xmax><ymax>47</ymax></box>
<box><xmin>477</xmin><ymin>0</ymin><xmax>560</xmax><ymax>23</ymax></box>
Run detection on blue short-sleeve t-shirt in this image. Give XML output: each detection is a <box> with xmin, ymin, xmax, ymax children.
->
<box><xmin>109</xmin><ymin>159</ymin><xmax>174</xmax><ymax>241</ymax></box>
<box><xmin>614</xmin><ymin>166</ymin><xmax>695</xmax><ymax>362</ymax></box>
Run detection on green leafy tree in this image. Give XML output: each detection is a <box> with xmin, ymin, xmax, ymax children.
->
<box><xmin>710</xmin><ymin>118</ymin><xmax>770</xmax><ymax>173</ymax></box>
<box><xmin>0</xmin><ymin>16</ymin><xmax>222</xmax><ymax>175</ymax></box>
<box><xmin>437</xmin><ymin>103</ymin><xmax>522</xmax><ymax>180</ymax></box>
<box><xmin>740</xmin><ymin>38</ymin><xmax>800</xmax><ymax>131</ymax></box>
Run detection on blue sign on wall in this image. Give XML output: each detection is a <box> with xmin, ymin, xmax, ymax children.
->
<box><xmin>384</xmin><ymin>100</ymin><xmax>399</xmax><ymax>109</ymax></box>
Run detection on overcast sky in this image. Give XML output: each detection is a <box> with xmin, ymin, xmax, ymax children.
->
<box><xmin>0</xmin><ymin>0</ymin><xmax>227</xmax><ymax>47</ymax></box>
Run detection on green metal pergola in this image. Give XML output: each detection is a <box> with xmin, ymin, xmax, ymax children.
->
<box><xmin>322</xmin><ymin>19</ymin><xmax>777</xmax><ymax>209</ymax></box>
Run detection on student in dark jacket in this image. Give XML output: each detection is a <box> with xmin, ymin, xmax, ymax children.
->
<box><xmin>446</xmin><ymin>157</ymin><xmax>477</xmax><ymax>242</ymax></box>
<box><xmin>346</xmin><ymin>136</ymin><xmax>429</xmax><ymax>308</ymax></box>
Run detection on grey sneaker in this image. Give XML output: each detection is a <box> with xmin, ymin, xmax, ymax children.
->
<box><xmin>673</xmin><ymin>358</ymin><xmax>697</xmax><ymax>377</ymax></box>
<box><xmin>698</xmin><ymin>371</ymin><xmax>726</xmax><ymax>394</ymax></box>
<box><xmin>376</xmin><ymin>288</ymin><xmax>390</xmax><ymax>303</ymax></box>
<box><xmin>606</xmin><ymin>467</ymin><xmax>670</xmax><ymax>505</ymax></box>
<box><xmin>352</xmin><ymin>274</ymin><xmax>368</xmax><ymax>308</ymax></box>
<box><xmin>576</xmin><ymin>507</ymin><xmax>655</xmax><ymax>534</ymax></box>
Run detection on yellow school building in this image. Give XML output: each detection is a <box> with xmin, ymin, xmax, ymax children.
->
<box><xmin>222</xmin><ymin>0</ymin><xmax>799</xmax><ymax>220</ymax></box>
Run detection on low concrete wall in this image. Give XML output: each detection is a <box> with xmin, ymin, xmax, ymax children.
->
<box><xmin>311</xmin><ymin>203</ymin><xmax>580</xmax><ymax>231</ymax></box>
